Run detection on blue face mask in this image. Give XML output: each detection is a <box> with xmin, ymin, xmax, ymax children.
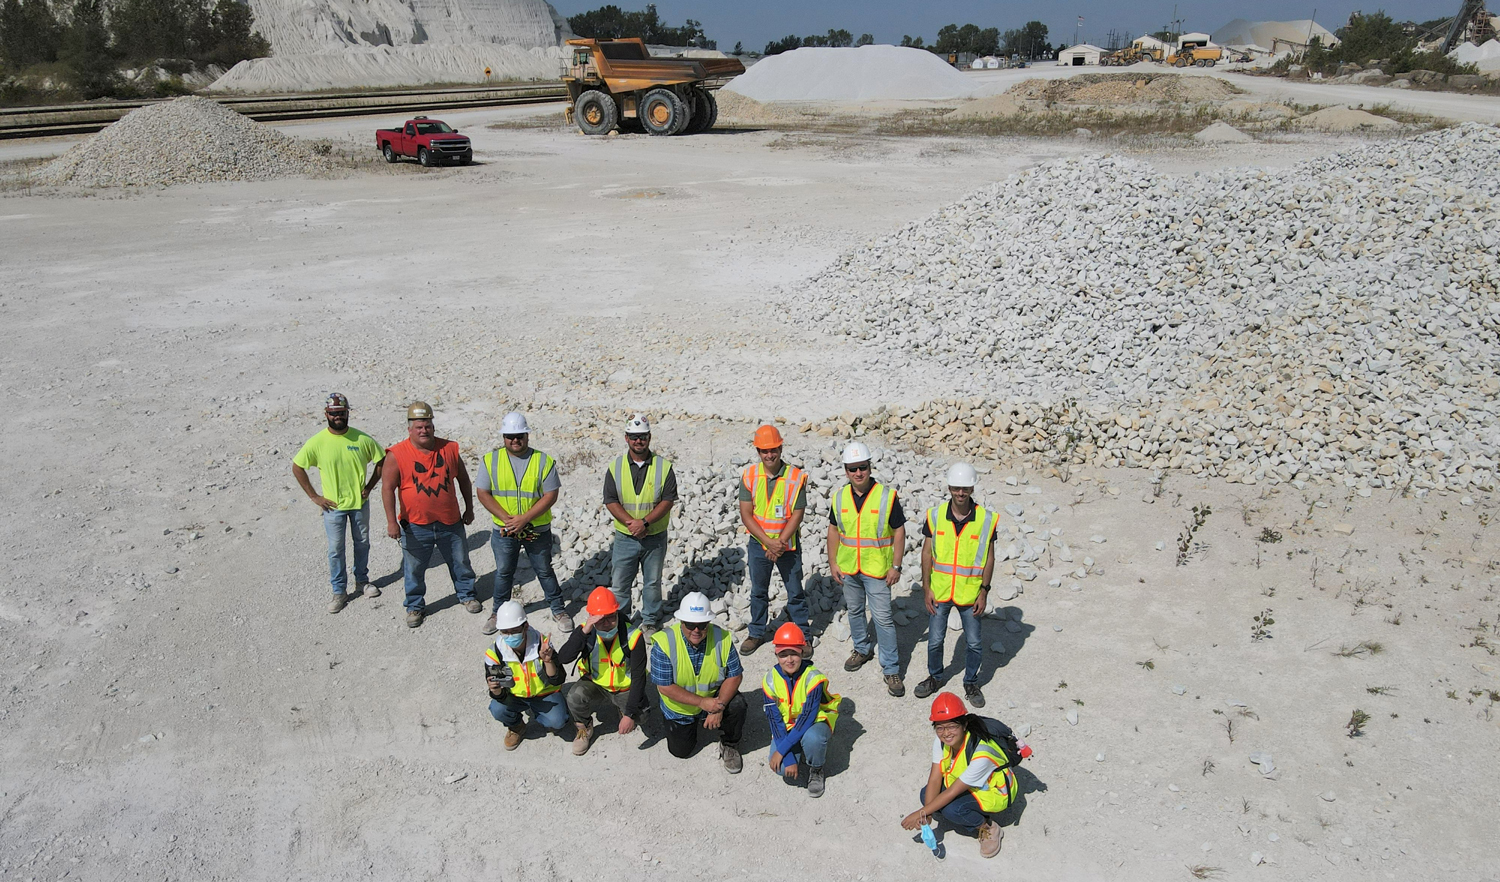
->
<box><xmin>502</xmin><ymin>632</ymin><xmax>526</xmax><ymax>649</ymax></box>
<box><xmin>596</xmin><ymin>627</ymin><xmax>618</xmax><ymax>641</ymax></box>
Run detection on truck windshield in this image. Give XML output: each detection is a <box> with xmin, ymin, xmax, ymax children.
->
<box><xmin>414</xmin><ymin>122</ymin><xmax>455</xmax><ymax>134</ymax></box>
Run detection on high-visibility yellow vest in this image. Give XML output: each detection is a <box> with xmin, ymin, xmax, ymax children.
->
<box><xmin>578</xmin><ymin>626</ymin><xmax>642</xmax><ymax>693</ymax></box>
<box><xmin>833</xmin><ymin>483</ymin><xmax>897</xmax><ymax>578</ymax></box>
<box><xmin>609</xmin><ymin>454</ymin><xmax>671</xmax><ymax>536</ymax></box>
<box><xmin>941</xmin><ymin>732</ymin><xmax>1016</xmax><ymax>814</ymax></box>
<box><xmin>484</xmin><ymin>631</ymin><xmax>560</xmax><ymax>699</ymax></box>
<box><xmin>650</xmin><ymin>623</ymin><xmax>732</xmax><ymax>717</ymax></box>
<box><xmin>483</xmin><ymin>449</ymin><xmax>554</xmax><ymax>528</ymax></box>
<box><xmin>926</xmin><ymin>502</ymin><xmax>995</xmax><ymax>606</ymax></box>
<box><xmin>761</xmin><ymin>663</ymin><xmax>842</xmax><ymax>732</ymax></box>
<box><xmin>742</xmin><ymin>462</ymin><xmax>807</xmax><ymax>551</ymax></box>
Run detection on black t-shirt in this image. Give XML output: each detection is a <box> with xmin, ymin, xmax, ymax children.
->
<box><xmin>602</xmin><ymin>456</ymin><xmax>679</xmax><ymax>505</ymax></box>
<box><xmin>828</xmin><ymin>483</ymin><xmax>906</xmax><ymax>529</ymax></box>
<box><xmin>920</xmin><ymin>502</ymin><xmax>997</xmax><ymax>540</ymax></box>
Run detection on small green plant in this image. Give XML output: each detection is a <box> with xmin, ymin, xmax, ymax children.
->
<box><xmin>1072</xmin><ymin>698</ymin><xmax>1085</xmax><ymax>706</ymax></box>
<box><xmin>1257</xmin><ymin>527</ymin><xmax>1282</xmax><ymax>544</ymax></box>
<box><xmin>1334</xmin><ymin>640</ymin><xmax>1383</xmax><ymax>658</ymax></box>
<box><xmin>1446</xmin><ymin>690</ymin><xmax>1459</xmax><ymax>699</ymax></box>
<box><xmin>1201</xmin><ymin>758</ymin><xmax>1215</xmax><ymax>776</ymax></box>
<box><xmin>1056</xmin><ymin>680</ymin><xmax>1068</xmax><ymax>690</ymax></box>
<box><xmin>1224</xmin><ymin>718</ymin><xmax>1236</xmax><ymax>744</ymax></box>
<box><xmin>1137</xmin><ymin>658</ymin><xmax>1156</xmax><ymax>670</ymax></box>
<box><xmin>1251</xmin><ymin>609</ymin><xmax>1274</xmax><ymax>642</ymax></box>
<box><xmin>1177</xmin><ymin>503</ymin><xmax>1213</xmax><ymax>566</ymax></box>
<box><xmin>1366</xmin><ymin>685</ymin><xmax>1394</xmax><ymax>695</ymax></box>
<box><xmin>1187</xmin><ymin>865</ymin><xmax>1222</xmax><ymax>879</ymax></box>
<box><xmin>1346</xmin><ymin>709</ymin><xmax>1371</xmax><ymax>737</ymax></box>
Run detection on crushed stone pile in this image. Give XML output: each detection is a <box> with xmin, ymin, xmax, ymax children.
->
<box><xmin>1192</xmin><ymin>121</ymin><xmax>1252</xmax><ymax>142</ymax></box>
<box><xmin>1449</xmin><ymin>39</ymin><xmax>1500</xmax><ymax>72</ymax></box>
<box><xmin>712</xmin><ymin>89</ymin><xmax>825</xmax><ymax>125</ymax></box>
<box><xmin>38</xmin><ymin>97</ymin><xmax>314</xmax><ymax>187</ymax></box>
<box><xmin>723</xmin><ymin>45</ymin><xmax>975</xmax><ymax>101</ymax></box>
<box><xmin>1291</xmin><ymin>106</ymin><xmax>1401</xmax><ymax>132</ymax></box>
<box><xmin>785</xmin><ymin>124</ymin><xmax>1500</xmax><ymax>492</ymax></box>
<box><xmin>209</xmin><ymin>43</ymin><xmax>564</xmax><ymax>92</ymax></box>
<box><xmin>1008</xmin><ymin>72</ymin><xmax>1242</xmax><ymax>105</ymax></box>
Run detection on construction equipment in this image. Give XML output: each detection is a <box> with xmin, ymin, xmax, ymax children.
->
<box><xmin>1441</xmin><ymin>0</ymin><xmax>1495</xmax><ymax>53</ymax></box>
<box><xmin>1103</xmin><ymin>44</ymin><xmax>1165</xmax><ymax>65</ymax></box>
<box><xmin>563</xmin><ymin>38</ymin><xmax>745</xmax><ymax>136</ymax></box>
<box><xmin>1168</xmin><ymin>37</ymin><xmax>1223</xmax><ymax>67</ymax></box>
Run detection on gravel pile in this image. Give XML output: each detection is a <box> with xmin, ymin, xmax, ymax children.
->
<box><xmin>38</xmin><ymin>96</ymin><xmax>316</xmax><ymax>187</ymax></box>
<box><xmin>787</xmin><ymin>124</ymin><xmax>1500</xmax><ymax>492</ymax></box>
<box><xmin>723</xmin><ymin>45</ymin><xmax>975</xmax><ymax>101</ymax></box>
<box><xmin>1008</xmin><ymin>73</ymin><xmax>1243</xmax><ymax>105</ymax></box>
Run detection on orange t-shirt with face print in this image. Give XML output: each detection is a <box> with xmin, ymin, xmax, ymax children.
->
<box><xmin>387</xmin><ymin>438</ymin><xmax>463</xmax><ymax>525</ymax></box>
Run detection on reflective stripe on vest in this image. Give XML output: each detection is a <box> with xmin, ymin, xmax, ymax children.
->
<box><xmin>742</xmin><ymin>463</ymin><xmax>806</xmax><ymax>551</ymax></box>
<box><xmin>760</xmin><ymin>663</ymin><xmax>842</xmax><ymax>733</ymax></box>
<box><xmin>579</xmin><ymin>626</ymin><xmax>642</xmax><ymax>692</ymax></box>
<box><xmin>834</xmin><ymin>483</ymin><xmax>896</xmax><ymax>578</ymax></box>
<box><xmin>484</xmin><ymin>632</ymin><xmax>560</xmax><ymax>699</ymax></box>
<box><xmin>927</xmin><ymin>503</ymin><xmax>994</xmax><ymax>606</ymax></box>
<box><xmin>940</xmin><ymin>733</ymin><xmax>1016</xmax><ymax>814</ymax></box>
<box><xmin>484</xmin><ymin>449</ymin><xmax>554</xmax><ymax>528</ymax></box>
<box><xmin>610</xmin><ymin>454</ymin><xmax>671</xmax><ymax>536</ymax></box>
<box><xmin>650</xmin><ymin>624</ymin><xmax>730</xmax><ymax>717</ymax></box>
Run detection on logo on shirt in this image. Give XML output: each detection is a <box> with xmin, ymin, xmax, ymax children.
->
<box><xmin>410</xmin><ymin>450</ymin><xmax>451</xmax><ymax>497</ymax></box>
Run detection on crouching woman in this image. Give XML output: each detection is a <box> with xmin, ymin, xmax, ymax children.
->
<box><xmin>900</xmin><ymin>692</ymin><xmax>1015</xmax><ymax>859</ymax></box>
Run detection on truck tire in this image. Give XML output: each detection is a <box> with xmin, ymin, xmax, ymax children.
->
<box><xmin>418</xmin><ymin>147</ymin><xmax>433</xmax><ymax>167</ymax></box>
<box><xmin>683</xmin><ymin>88</ymin><xmax>713</xmax><ymax>134</ymax></box>
<box><xmin>640</xmin><ymin>88</ymin><xmax>687</xmax><ymax>136</ymax></box>
<box><xmin>574</xmin><ymin>90</ymin><xmax>618</xmax><ymax>135</ymax></box>
<box><xmin>702</xmin><ymin>90</ymin><xmax>719</xmax><ymax>132</ymax></box>
<box><xmin>382</xmin><ymin>143</ymin><xmax>398</xmax><ymax>163</ymax></box>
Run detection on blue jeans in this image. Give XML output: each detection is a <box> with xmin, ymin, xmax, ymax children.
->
<box><xmin>323</xmin><ymin>503</ymin><xmax>370</xmax><ymax>595</ymax></box>
<box><xmin>842</xmin><ymin>572</ymin><xmax>899</xmax><ymax>676</ymax></box>
<box><xmin>400</xmin><ymin>521</ymin><xmax>477</xmax><ymax>612</ymax></box>
<box><xmin>918</xmin><ymin>786</ymin><xmax>990</xmax><ymax>831</ymax></box>
<box><xmin>781</xmin><ymin>720</ymin><xmax>831</xmax><ymax>769</ymax></box>
<box><xmin>927</xmin><ymin>601</ymin><xmax>983</xmax><ymax>684</ymax></box>
<box><xmin>489</xmin><ymin>691</ymin><xmax>569</xmax><ymax>730</ymax></box>
<box><xmin>611</xmin><ymin>531</ymin><xmax>668</xmax><ymax>626</ymax></box>
<box><xmin>490</xmin><ymin>529</ymin><xmax>564</xmax><ymax>615</ymax></box>
<box><xmin>747</xmin><ymin>542</ymin><xmax>807</xmax><ymax>639</ymax></box>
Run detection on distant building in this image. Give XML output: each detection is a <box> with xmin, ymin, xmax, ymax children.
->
<box><xmin>1056</xmin><ymin>43</ymin><xmax>1104</xmax><ymax>66</ymax></box>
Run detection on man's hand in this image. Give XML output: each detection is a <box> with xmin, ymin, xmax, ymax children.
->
<box><xmin>704</xmin><ymin>711</ymin><xmax>723</xmax><ymax>730</ymax></box>
<box><xmin>486</xmin><ymin>676</ymin><xmax>508</xmax><ymax>700</ymax></box>
<box><xmin>885</xmin><ymin>568</ymin><xmax>902</xmax><ymax>588</ymax></box>
<box><xmin>699</xmin><ymin>696</ymin><xmax>727</xmax><ymax>714</ymax></box>
<box><xmin>538</xmin><ymin>638</ymin><xmax>555</xmax><ymax>665</ymax></box>
<box><xmin>500</xmin><ymin>513</ymin><xmax>529</xmax><ymax>536</ymax></box>
<box><xmin>973</xmin><ymin>590</ymin><xmax>988</xmax><ymax>617</ymax></box>
<box><xmin>312</xmin><ymin>496</ymin><xmax>336</xmax><ymax>512</ymax></box>
<box><xmin>618</xmin><ymin>715</ymin><xmax>637</xmax><ymax>735</ymax></box>
<box><xmin>387</xmin><ymin>521</ymin><xmax>401</xmax><ymax>541</ymax></box>
<box><xmin>764</xmin><ymin>537</ymin><xmax>787</xmax><ymax>558</ymax></box>
<box><xmin>627</xmin><ymin>518</ymin><xmax>647</xmax><ymax>538</ymax></box>
<box><xmin>462</xmin><ymin>506</ymin><xmax>475</xmax><ymax>526</ymax></box>
<box><xmin>924</xmin><ymin>589</ymin><xmax>937</xmax><ymax>615</ymax></box>
<box><xmin>900</xmin><ymin>810</ymin><xmax>930</xmax><ymax>831</ymax></box>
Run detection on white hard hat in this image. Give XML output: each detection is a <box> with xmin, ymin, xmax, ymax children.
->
<box><xmin>676</xmin><ymin>591</ymin><xmax>712</xmax><ymax>623</ymax></box>
<box><xmin>946</xmin><ymin>462</ymin><xmax>977</xmax><ymax>487</ymax></box>
<box><xmin>842</xmin><ymin>440</ymin><xmax>872</xmax><ymax>465</ymax></box>
<box><xmin>501</xmin><ymin>411</ymin><xmax>529</xmax><ymax>434</ymax></box>
<box><xmin>496</xmin><ymin>600</ymin><xmax>527</xmax><ymax>630</ymax></box>
<box><xmin>625</xmin><ymin>413</ymin><xmax>651</xmax><ymax>434</ymax></box>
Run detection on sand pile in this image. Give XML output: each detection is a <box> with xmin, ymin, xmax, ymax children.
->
<box><xmin>711</xmin><ymin>90</ymin><xmax>824</xmax><ymax>125</ymax></box>
<box><xmin>1008</xmin><ymin>72</ymin><xmax>1242</xmax><ymax>105</ymax></box>
<box><xmin>722</xmin><ymin>45</ymin><xmax>975</xmax><ymax>101</ymax></box>
<box><xmin>944</xmin><ymin>94</ymin><xmax>1023</xmax><ymax>120</ymax></box>
<box><xmin>1192</xmin><ymin>120</ymin><xmax>1252</xmax><ymax>142</ymax></box>
<box><xmin>1449</xmin><ymin>39</ymin><xmax>1500</xmax><ymax>72</ymax></box>
<box><xmin>210</xmin><ymin>43</ymin><xmax>564</xmax><ymax>92</ymax></box>
<box><xmin>1292</xmin><ymin>106</ymin><xmax>1401</xmax><ymax>132</ymax></box>
<box><xmin>37</xmin><ymin>97</ymin><xmax>315</xmax><ymax>187</ymax></box>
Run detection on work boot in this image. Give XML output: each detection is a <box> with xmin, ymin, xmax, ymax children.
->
<box><xmin>463</xmin><ymin>599</ymin><xmax>484</xmax><ymax>614</ymax></box>
<box><xmin>357</xmin><ymin>582</ymin><xmax>379</xmax><ymax>599</ymax></box>
<box><xmin>965</xmin><ymin>682</ymin><xmax>986</xmax><ymax>708</ymax></box>
<box><xmin>807</xmin><ymin>766</ymin><xmax>826</xmax><ymax>798</ymax></box>
<box><xmin>844</xmin><ymin>650</ymin><xmax>873</xmax><ymax>672</ymax></box>
<box><xmin>328</xmin><ymin>594</ymin><xmax>348</xmax><ymax>614</ymax></box>
<box><xmin>405</xmin><ymin>609</ymin><xmax>424</xmax><ymax>629</ymax></box>
<box><xmin>721</xmin><ymin>743</ymin><xmax>743</xmax><ymax>774</ymax></box>
<box><xmin>554</xmin><ymin>612</ymin><xmax>575</xmax><ymax>632</ymax></box>
<box><xmin>978</xmin><ymin>821</ymin><xmax>1004</xmax><ymax>859</ymax></box>
<box><xmin>914</xmin><ymin>677</ymin><xmax>940</xmax><ymax>700</ymax></box>
<box><xmin>572</xmin><ymin>722</ymin><xmax>593</xmax><ymax>756</ymax></box>
<box><xmin>503</xmin><ymin>725</ymin><xmax>525</xmax><ymax>751</ymax></box>
<box><xmin>641</xmin><ymin>623</ymin><xmax>660</xmax><ymax>642</ymax></box>
<box><xmin>885</xmin><ymin>674</ymin><xmax>906</xmax><ymax>697</ymax></box>
<box><xmin>481</xmin><ymin>612</ymin><xmax>498</xmax><ymax>636</ymax></box>
<box><xmin>740</xmin><ymin>636</ymin><xmax>764</xmax><ymax>656</ymax></box>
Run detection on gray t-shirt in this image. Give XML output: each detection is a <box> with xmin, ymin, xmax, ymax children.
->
<box><xmin>476</xmin><ymin>449</ymin><xmax>561</xmax><ymax>495</ymax></box>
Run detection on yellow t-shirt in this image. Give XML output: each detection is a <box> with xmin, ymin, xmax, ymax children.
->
<box><xmin>293</xmin><ymin>428</ymin><xmax>384</xmax><ymax>511</ymax></box>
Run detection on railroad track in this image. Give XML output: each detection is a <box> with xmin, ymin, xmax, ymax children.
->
<box><xmin>0</xmin><ymin>83</ymin><xmax>570</xmax><ymax>140</ymax></box>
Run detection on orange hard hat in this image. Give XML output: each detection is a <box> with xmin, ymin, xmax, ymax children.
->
<box><xmin>752</xmin><ymin>424</ymin><xmax>783</xmax><ymax>449</ymax></box>
<box><xmin>586</xmin><ymin>586</ymin><xmax>620</xmax><ymax>617</ymax></box>
<box><xmin>929</xmin><ymin>691</ymin><xmax>968</xmax><ymax>722</ymax></box>
<box><xmin>772</xmin><ymin>622</ymin><xmax>806</xmax><ymax>649</ymax></box>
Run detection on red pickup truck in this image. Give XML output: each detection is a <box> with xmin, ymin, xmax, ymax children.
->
<box><xmin>376</xmin><ymin>117</ymin><xmax>473</xmax><ymax>167</ymax></box>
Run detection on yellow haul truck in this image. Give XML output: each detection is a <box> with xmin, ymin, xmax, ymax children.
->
<box><xmin>1168</xmin><ymin>38</ymin><xmax>1223</xmax><ymax>67</ymax></box>
<box><xmin>563</xmin><ymin>38</ymin><xmax>746</xmax><ymax>136</ymax></box>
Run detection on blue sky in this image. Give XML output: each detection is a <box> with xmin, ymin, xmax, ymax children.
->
<box><xmin>549</xmin><ymin>1</ymin><xmax>1445</xmax><ymax>52</ymax></box>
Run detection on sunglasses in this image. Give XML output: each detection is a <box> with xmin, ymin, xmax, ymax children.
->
<box><xmin>845</xmin><ymin>463</ymin><xmax>871</xmax><ymax>473</ymax></box>
<box><xmin>681</xmin><ymin>620</ymin><xmax>710</xmax><ymax>631</ymax></box>
<box><xmin>503</xmin><ymin>434</ymin><xmax>526</xmax><ymax>441</ymax></box>
<box><xmin>626</xmin><ymin>433</ymin><xmax>649</xmax><ymax>441</ymax></box>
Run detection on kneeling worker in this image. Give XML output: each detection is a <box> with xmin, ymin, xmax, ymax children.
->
<box><xmin>485</xmin><ymin>600</ymin><xmax>568</xmax><ymax>750</ymax></box>
<box><xmin>900</xmin><ymin>692</ymin><xmax>1015</xmax><ymax>859</ymax></box>
<box><xmin>556</xmin><ymin>586</ymin><xmax>649</xmax><ymax>756</ymax></box>
<box><xmin>761</xmin><ymin>623</ymin><xmax>841</xmax><ymax>798</ymax></box>
<box><xmin>649</xmin><ymin>591</ymin><xmax>747</xmax><ymax>772</ymax></box>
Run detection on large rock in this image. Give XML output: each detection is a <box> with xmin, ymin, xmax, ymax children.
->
<box><xmin>243</xmin><ymin>0</ymin><xmax>571</xmax><ymax>56</ymax></box>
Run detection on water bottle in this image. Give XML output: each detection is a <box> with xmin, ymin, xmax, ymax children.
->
<box><xmin>920</xmin><ymin>822</ymin><xmax>938</xmax><ymax>853</ymax></box>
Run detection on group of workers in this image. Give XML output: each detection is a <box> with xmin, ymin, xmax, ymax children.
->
<box><xmin>291</xmin><ymin>393</ymin><xmax>1022</xmax><ymax>858</ymax></box>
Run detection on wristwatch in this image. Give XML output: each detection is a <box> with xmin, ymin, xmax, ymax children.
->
<box><xmin>891</xmin><ymin>566</ymin><xmax>902</xmax><ymax>573</ymax></box>
<box><xmin>980</xmin><ymin>583</ymin><xmax>991</xmax><ymax>590</ymax></box>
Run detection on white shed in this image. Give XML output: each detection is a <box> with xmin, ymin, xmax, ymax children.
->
<box><xmin>1056</xmin><ymin>43</ymin><xmax>1104</xmax><ymax>66</ymax></box>
<box><xmin>1132</xmin><ymin>35</ymin><xmax>1168</xmax><ymax>52</ymax></box>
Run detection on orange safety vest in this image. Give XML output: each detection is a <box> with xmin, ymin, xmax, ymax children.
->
<box><xmin>742</xmin><ymin>462</ymin><xmax>807</xmax><ymax>551</ymax></box>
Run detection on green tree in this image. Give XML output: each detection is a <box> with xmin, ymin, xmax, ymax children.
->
<box><xmin>1</xmin><ymin>0</ymin><xmax>62</xmax><ymax>67</ymax></box>
<box><xmin>1002</xmin><ymin>20</ymin><xmax>1049</xmax><ymax>58</ymax></box>
<box><xmin>60</xmin><ymin>0</ymin><xmax>116</xmax><ymax>97</ymax></box>
<box><xmin>763</xmin><ymin>34</ymin><xmax>800</xmax><ymax>54</ymax></box>
<box><xmin>202</xmin><ymin>0</ymin><xmax>269</xmax><ymax>66</ymax></box>
<box><xmin>899</xmin><ymin>34</ymin><xmax>925</xmax><ymax>48</ymax></box>
<box><xmin>111</xmin><ymin>0</ymin><xmax>191</xmax><ymax>61</ymax></box>
<box><xmin>856</xmin><ymin>33</ymin><xmax>873</xmax><ymax>46</ymax></box>
<box><xmin>936</xmin><ymin>23</ymin><xmax>999</xmax><ymax>56</ymax></box>
<box><xmin>568</xmin><ymin>4</ymin><xmax>714</xmax><ymax>48</ymax></box>
<box><xmin>731</xmin><ymin>40</ymin><xmax>742</xmax><ymax>55</ymax></box>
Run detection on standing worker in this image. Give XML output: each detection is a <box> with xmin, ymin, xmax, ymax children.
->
<box><xmin>649</xmin><ymin>592</ymin><xmax>746</xmax><ymax>772</ymax></box>
<box><xmin>914</xmin><ymin>463</ymin><xmax>996</xmax><ymax>707</ymax></box>
<box><xmin>291</xmin><ymin>393</ymin><xmax>385</xmax><ymax>614</ymax></box>
<box><xmin>476</xmin><ymin>411</ymin><xmax>569</xmax><ymax>635</ymax></box>
<box><xmin>381</xmin><ymin>401</ymin><xmax>480</xmax><ymax>629</ymax></box>
<box><xmin>900</xmin><ymin>692</ymin><xmax>1015</xmax><ymax>859</ymax></box>
<box><xmin>555</xmin><ymin>586</ymin><xmax>649</xmax><ymax>756</ymax></box>
<box><xmin>738</xmin><ymin>424</ymin><xmax>809</xmax><ymax>656</ymax></box>
<box><xmin>604</xmin><ymin>414</ymin><xmax>676</xmax><ymax>636</ymax></box>
<box><xmin>827</xmin><ymin>441</ymin><xmax>908</xmax><ymax>697</ymax></box>
<box><xmin>484</xmin><ymin>600</ymin><xmax>569</xmax><ymax>750</ymax></box>
<box><xmin>761</xmin><ymin>623</ymin><xmax>841</xmax><ymax>798</ymax></box>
